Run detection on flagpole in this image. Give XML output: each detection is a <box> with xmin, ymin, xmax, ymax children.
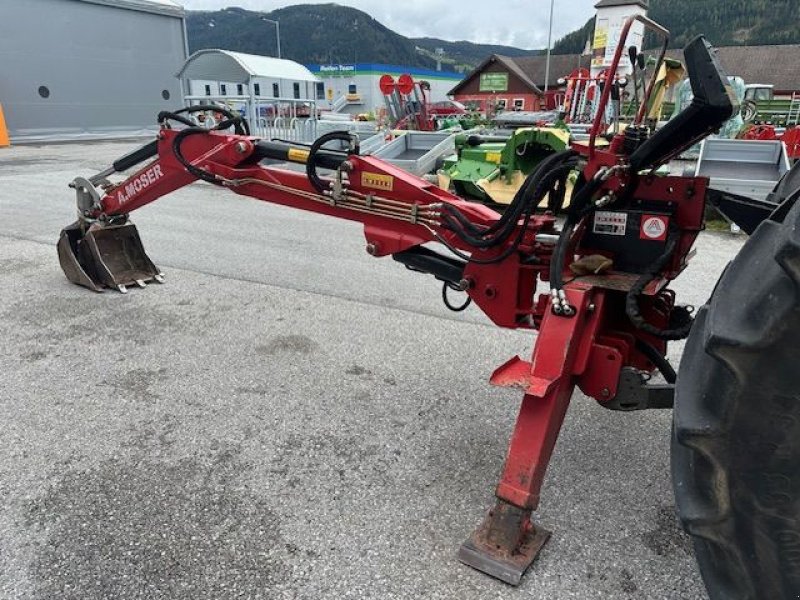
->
<box><xmin>544</xmin><ymin>0</ymin><xmax>555</xmax><ymax>92</ymax></box>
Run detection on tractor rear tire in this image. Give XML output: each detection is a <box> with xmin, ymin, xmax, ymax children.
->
<box><xmin>673</xmin><ymin>198</ymin><xmax>800</xmax><ymax>600</ymax></box>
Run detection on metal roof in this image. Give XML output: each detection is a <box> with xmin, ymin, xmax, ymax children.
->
<box><xmin>73</xmin><ymin>0</ymin><xmax>185</xmax><ymax>17</ymax></box>
<box><xmin>663</xmin><ymin>44</ymin><xmax>800</xmax><ymax>93</ymax></box>
<box><xmin>178</xmin><ymin>49</ymin><xmax>321</xmax><ymax>83</ymax></box>
<box><xmin>447</xmin><ymin>54</ymin><xmax>545</xmax><ymax>96</ymax></box>
<box><xmin>594</xmin><ymin>0</ymin><xmax>649</xmax><ymax>8</ymax></box>
<box><xmin>453</xmin><ymin>44</ymin><xmax>800</xmax><ymax>97</ymax></box>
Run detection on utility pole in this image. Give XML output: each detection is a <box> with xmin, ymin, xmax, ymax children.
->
<box><xmin>261</xmin><ymin>17</ymin><xmax>281</xmax><ymax>59</ymax></box>
<box><xmin>544</xmin><ymin>0</ymin><xmax>555</xmax><ymax>92</ymax></box>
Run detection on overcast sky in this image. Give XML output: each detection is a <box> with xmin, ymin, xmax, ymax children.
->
<box><xmin>179</xmin><ymin>0</ymin><xmax>597</xmax><ymax>48</ymax></box>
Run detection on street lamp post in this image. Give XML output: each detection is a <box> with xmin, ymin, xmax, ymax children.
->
<box><xmin>261</xmin><ymin>17</ymin><xmax>282</xmax><ymax>59</ymax></box>
<box><xmin>544</xmin><ymin>0</ymin><xmax>555</xmax><ymax>93</ymax></box>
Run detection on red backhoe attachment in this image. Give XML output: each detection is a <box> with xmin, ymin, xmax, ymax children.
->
<box><xmin>57</xmin><ymin>22</ymin><xmax>797</xmax><ymax>599</ymax></box>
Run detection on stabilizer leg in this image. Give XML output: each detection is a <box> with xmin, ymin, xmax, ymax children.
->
<box><xmin>459</xmin><ymin>286</ymin><xmax>600</xmax><ymax>585</ymax></box>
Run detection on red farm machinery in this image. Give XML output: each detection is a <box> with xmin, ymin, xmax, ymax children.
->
<box><xmin>57</xmin><ymin>16</ymin><xmax>800</xmax><ymax>599</ymax></box>
<box><xmin>379</xmin><ymin>73</ymin><xmax>436</xmax><ymax>131</ymax></box>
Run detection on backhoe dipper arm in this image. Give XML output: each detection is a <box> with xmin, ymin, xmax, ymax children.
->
<box><xmin>68</xmin><ymin>127</ymin><xmax>565</xmax><ymax>329</ymax></box>
<box><xmin>98</xmin><ymin>129</ymin><xmax>515</xmax><ymax>252</ymax></box>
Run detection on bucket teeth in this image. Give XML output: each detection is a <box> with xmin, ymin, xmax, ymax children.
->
<box><xmin>57</xmin><ymin>220</ymin><xmax>162</xmax><ymax>292</ymax></box>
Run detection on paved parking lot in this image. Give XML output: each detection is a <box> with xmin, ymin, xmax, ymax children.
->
<box><xmin>0</xmin><ymin>140</ymin><xmax>746</xmax><ymax>599</ymax></box>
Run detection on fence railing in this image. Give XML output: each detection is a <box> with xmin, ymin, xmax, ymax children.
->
<box><xmin>182</xmin><ymin>95</ymin><xmax>384</xmax><ymax>145</ymax></box>
<box><xmin>183</xmin><ymin>95</ymin><xmax>322</xmax><ymax>141</ymax></box>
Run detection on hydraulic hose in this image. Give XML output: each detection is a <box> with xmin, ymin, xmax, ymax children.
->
<box><xmin>306</xmin><ymin>131</ymin><xmax>360</xmax><ymax>194</ymax></box>
<box><xmin>159</xmin><ymin>105</ymin><xmax>251</xmax><ymax>185</ymax></box>
<box><xmin>625</xmin><ymin>228</ymin><xmax>694</xmax><ymax>340</ymax></box>
<box><xmin>431</xmin><ymin>157</ymin><xmax>579</xmax><ymax>265</ymax></box>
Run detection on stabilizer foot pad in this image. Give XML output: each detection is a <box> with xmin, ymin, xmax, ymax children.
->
<box><xmin>458</xmin><ymin>524</ymin><xmax>550</xmax><ymax>586</ymax></box>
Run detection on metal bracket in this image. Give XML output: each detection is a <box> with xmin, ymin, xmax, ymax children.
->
<box><xmin>69</xmin><ymin>177</ymin><xmax>103</xmax><ymax>217</ymax></box>
<box><xmin>601</xmin><ymin>367</ymin><xmax>674</xmax><ymax>411</ymax></box>
<box><xmin>331</xmin><ymin>162</ymin><xmax>351</xmax><ymax>204</ymax></box>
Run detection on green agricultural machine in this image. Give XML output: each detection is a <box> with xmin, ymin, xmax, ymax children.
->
<box><xmin>439</xmin><ymin>127</ymin><xmax>570</xmax><ymax>206</ymax></box>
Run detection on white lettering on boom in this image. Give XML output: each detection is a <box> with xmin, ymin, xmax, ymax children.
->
<box><xmin>116</xmin><ymin>164</ymin><xmax>164</xmax><ymax>205</ymax></box>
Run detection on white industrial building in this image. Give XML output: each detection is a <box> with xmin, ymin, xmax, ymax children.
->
<box><xmin>308</xmin><ymin>64</ymin><xmax>463</xmax><ymax>116</ymax></box>
<box><xmin>0</xmin><ymin>0</ymin><xmax>188</xmax><ymax>142</ymax></box>
<box><xmin>180</xmin><ymin>50</ymin><xmax>322</xmax><ymax>105</ymax></box>
<box><xmin>178</xmin><ymin>49</ymin><xmax>323</xmax><ymax>139</ymax></box>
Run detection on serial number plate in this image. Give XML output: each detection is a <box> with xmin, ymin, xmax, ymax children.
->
<box><xmin>593</xmin><ymin>211</ymin><xmax>628</xmax><ymax>236</ymax></box>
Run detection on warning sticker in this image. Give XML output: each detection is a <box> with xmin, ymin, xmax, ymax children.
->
<box><xmin>640</xmin><ymin>215</ymin><xmax>669</xmax><ymax>241</ymax></box>
<box><xmin>288</xmin><ymin>147</ymin><xmax>310</xmax><ymax>163</ymax></box>
<box><xmin>361</xmin><ymin>172</ymin><xmax>394</xmax><ymax>192</ymax></box>
<box><xmin>593</xmin><ymin>211</ymin><xmax>628</xmax><ymax>236</ymax></box>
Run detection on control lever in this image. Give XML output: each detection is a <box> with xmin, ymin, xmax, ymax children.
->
<box><xmin>636</xmin><ymin>52</ymin><xmax>647</xmax><ymax>117</ymax></box>
<box><xmin>611</xmin><ymin>82</ymin><xmax>621</xmax><ymax>134</ymax></box>
<box><xmin>628</xmin><ymin>46</ymin><xmax>641</xmax><ymax>110</ymax></box>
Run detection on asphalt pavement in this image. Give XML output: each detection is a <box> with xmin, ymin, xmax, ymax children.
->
<box><xmin>0</xmin><ymin>140</ymin><xmax>747</xmax><ymax>599</ymax></box>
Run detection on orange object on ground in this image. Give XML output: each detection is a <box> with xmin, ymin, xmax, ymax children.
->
<box><xmin>0</xmin><ymin>104</ymin><xmax>9</xmax><ymax>147</ymax></box>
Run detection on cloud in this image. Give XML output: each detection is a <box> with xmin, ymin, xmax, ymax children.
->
<box><xmin>180</xmin><ymin>0</ymin><xmax>597</xmax><ymax>47</ymax></box>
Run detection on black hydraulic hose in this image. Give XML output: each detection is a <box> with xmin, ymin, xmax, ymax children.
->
<box><xmin>442</xmin><ymin>282</ymin><xmax>472</xmax><ymax>312</ymax></box>
<box><xmin>547</xmin><ymin>169</ymin><xmax>569</xmax><ymax>213</ymax></box>
<box><xmin>440</xmin><ymin>151</ymin><xmax>579</xmax><ymax>252</ymax></box>
<box><xmin>306</xmin><ymin>131</ymin><xmax>360</xmax><ymax>194</ymax></box>
<box><xmin>156</xmin><ymin>104</ymin><xmax>252</xmax><ymax>185</ymax></box>
<box><xmin>635</xmin><ymin>339</ymin><xmax>677</xmax><ymax>384</ymax></box>
<box><xmin>625</xmin><ymin>229</ymin><xmax>694</xmax><ymax>341</ymax></box>
<box><xmin>443</xmin><ymin>150</ymin><xmax>575</xmax><ymax>238</ymax></box>
<box><xmin>442</xmin><ymin>149</ymin><xmax>578</xmax><ymax>241</ymax></box>
<box><xmin>440</xmin><ymin>161</ymin><xmax>578</xmax><ymax>250</ymax></box>
<box><xmin>550</xmin><ymin>174</ymin><xmax>606</xmax><ymax>293</ymax></box>
<box><xmin>431</xmin><ymin>160</ymin><xmax>578</xmax><ymax>265</ymax></box>
<box><xmin>166</xmin><ymin>112</ymin><xmax>250</xmax><ymax>185</ymax></box>
<box><xmin>158</xmin><ymin>104</ymin><xmax>250</xmax><ymax>136</ymax></box>
<box><xmin>431</xmin><ymin>195</ymin><xmax>541</xmax><ymax>265</ymax></box>
<box><xmin>171</xmin><ymin>127</ymin><xmax>226</xmax><ymax>184</ymax></box>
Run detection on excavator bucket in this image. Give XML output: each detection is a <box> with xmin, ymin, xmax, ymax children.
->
<box><xmin>57</xmin><ymin>220</ymin><xmax>163</xmax><ymax>293</ymax></box>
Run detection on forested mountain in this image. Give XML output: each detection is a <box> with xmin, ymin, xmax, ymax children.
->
<box><xmin>187</xmin><ymin>2</ymin><xmax>800</xmax><ymax>72</ymax></box>
<box><xmin>552</xmin><ymin>18</ymin><xmax>594</xmax><ymax>56</ymax></box>
<box><xmin>554</xmin><ymin>0</ymin><xmax>800</xmax><ymax>53</ymax></box>
<box><xmin>413</xmin><ymin>38</ymin><xmax>541</xmax><ymax>72</ymax></box>
<box><xmin>188</xmin><ymin>5</ymin><xmax>429</xmax><ymax>67</ymax></box>
<box><xmin>186</xmin><ymin>5</ymin><xmax>537</xmax><ymax>71</ymax></box>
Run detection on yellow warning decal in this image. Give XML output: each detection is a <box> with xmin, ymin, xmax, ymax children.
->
<box><xmin>361</xmin><ymin>172</ymin><xmax>394</xmax><ymax>192</ymax></box>
<box><xmin>288</xmin><ymin>147</ymin><xmax>310</xmax><ymax>163</ymax></box>
<box><xmin>485</xmin><ymin>152</ymin><xmax>502</xmax><ymax>164</ymax></box>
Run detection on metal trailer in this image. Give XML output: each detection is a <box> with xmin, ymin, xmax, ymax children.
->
<box><xmin>694</xmin><ymin>139</ymin><xmax>791</xmax><ymax>201</ymax></box>
<box><xmin>314</xmin><ymin>120</ymin><xmax>380</xmax><ymax>142</ymax></box>
<box><xmin>371</xmin><ymin>131</ymin><xmax>458</xmax><ymax>176</ymax></box>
